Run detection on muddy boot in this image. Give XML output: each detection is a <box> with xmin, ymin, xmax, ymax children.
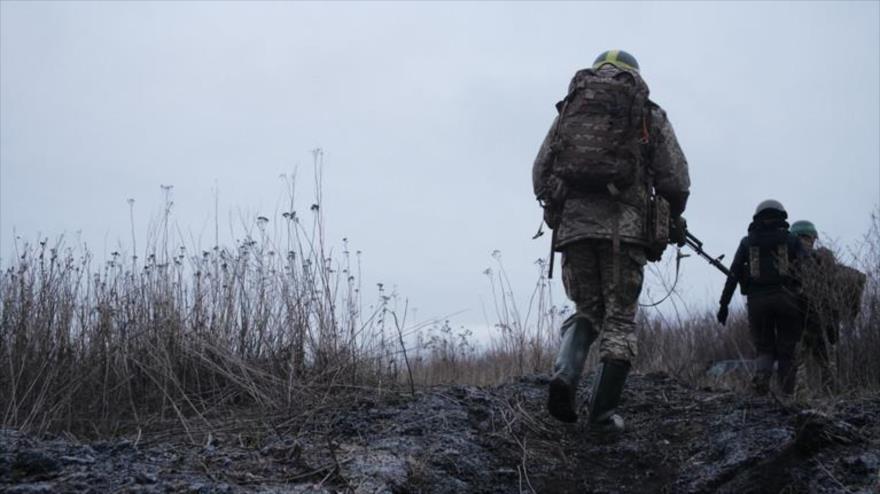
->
<box><xmin>588</xmin><ymin>359</ymin><xmax>630</xmax><ymax>432</ymax></box>
<box><xmin>547</xmin><ymin>315</ymin><xmax>596</xmax><ymax>423</ymax></box>
<box><xmin>752</xmin><ymin>372</ymin><xmax>771</xmax><ymax>396</ymax></box>
<box><xmin>778</xmin><ymin>357</ymin><xmax>798</xmax><ymax>396</ymax></box>
<box><xmin>751</xmin><ymin>354</ymin><xmax>773</xmax><ymax>396</ymax></box>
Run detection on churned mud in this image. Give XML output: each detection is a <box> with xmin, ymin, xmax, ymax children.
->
<box><xmin>2</xmin><ymin>373</ymin><xmax>879</xmax><ymax>493</ymax></box>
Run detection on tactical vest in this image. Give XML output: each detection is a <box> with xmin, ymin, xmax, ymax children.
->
<box><xmin>551</xmin><ymin>67</ymin><xmax>650</xmax><ymax>193</ymax></box>
<box><xmin>746</xmin><ymin>229</ymin><xmax>792</xmax><ymax>287</ymax></box>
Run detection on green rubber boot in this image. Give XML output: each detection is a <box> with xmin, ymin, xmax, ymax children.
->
<box><xmin>588</xmin><ymin>359</ymin><xmax>631</xmax><ymax>432</ymax></box>
<box><xmin>547</xmin><ymin>315</ymin><xmax>596</xmax><ymax>423</ymax></box>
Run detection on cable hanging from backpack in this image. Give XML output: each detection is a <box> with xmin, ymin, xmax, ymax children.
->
<box><xmin>639</xmin><ymin>247</ymin><xmax>688</xmax><ymax>308</ymax></box>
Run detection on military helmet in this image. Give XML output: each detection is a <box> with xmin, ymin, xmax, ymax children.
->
<box><xmin>592</xmin><ymin>50</ymin><xmax>640</xmax><ymax>73</ymax></box>
<box><xmin>791</xmin><ymin>220</ymin><xmax>818</xmax><ymax>238</ymax></box>
<box><xmin>753</xmin><ymin>199</ymin><xmax>787</xmax><ymax>219</ymax></box>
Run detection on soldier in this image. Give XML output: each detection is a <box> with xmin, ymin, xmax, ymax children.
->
<box><xmin>716</xmin><ymin>200</ymin><xmax>807</xmax><ymax>396</ymax></box>
<box><xmin>533</xmin><ymin>50</ymin><xmax>690</xmax><ymax>431</ymax></box>
<box><xmin>790</xmin><ymin>220</ymin><xmax>836</xmax><ymax>394</ymax></box>
<box><xmin>792</xmin><ymin>220</ymin><xmax>866</xmax><ymax>396</ymax></box>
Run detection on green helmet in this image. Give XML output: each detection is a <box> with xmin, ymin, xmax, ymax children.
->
<box><xmin>592</xmin><ymin>50</ymin><xmax>640</xmax><ymax>73</ymax></box>
<box><xmin>791</xmin><ymin>220</ymin><xmax>818</xmax><ymax>238</ymax></box>
<box><xmin>753</xmin><ymin>199</ymin><xmax>787</xmax><ymax>219</ymax></box>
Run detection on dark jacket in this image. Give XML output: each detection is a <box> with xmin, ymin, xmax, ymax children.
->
<box><xmin>719</xmin><ymin>218</ymin><xmax>806</xmax><ymax>307</ymax></box>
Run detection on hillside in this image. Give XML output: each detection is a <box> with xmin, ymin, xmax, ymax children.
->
<box><xmin>3</xmin><ymin>372</ymin><xmax>878</xmax><ymax>493</ymax></box>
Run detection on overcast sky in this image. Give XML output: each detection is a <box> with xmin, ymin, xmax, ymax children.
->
<box><xmin>2</xmin><ymin>1</ymin><xmax>878</xmax><ymax>338</ymax></box>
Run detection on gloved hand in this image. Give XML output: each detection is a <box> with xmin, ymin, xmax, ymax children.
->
<box><xmin>717</xmin><ymin>304</ymin><xmax>729</xmax><ymax>326</ymax></box>
<box><xmin>669</xmin><ymin>216</ymin><xmax>687</xmax><ymax>247</ymax></box>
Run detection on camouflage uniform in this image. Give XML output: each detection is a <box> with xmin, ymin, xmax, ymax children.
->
<box><xmin>795</xmin><ymin>248</ymin><xmax>840</xmax><ymax>395</ymax></box>
<box><xmin>532</xmin><ymin>65</ymin><xmax>691</xmax><ymax>364</ymax></box>
<box><xmin>795</xmin><ymin>248</ymin><xmax>866</xmax><ymax>396</ymax></box>
<box><xmin>536</xmin><ymin>63</ymin><xmax>690</xmax><ymax>427</ymax></box>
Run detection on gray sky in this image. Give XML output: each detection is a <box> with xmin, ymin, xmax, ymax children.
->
<box><xmin>2</xmin><ymin>1</ymin><xmax>878</xmax><ymax>337</ymax></box>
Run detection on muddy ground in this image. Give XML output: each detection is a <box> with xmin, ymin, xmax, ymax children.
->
<box><xmin>2</xmin><ymin>372</ymin><xmax>879</xmax><ymax>493</ymax></box>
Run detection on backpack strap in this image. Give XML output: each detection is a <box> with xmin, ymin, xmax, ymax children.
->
<box><xmin>612</xmin><ymin>205</ymin><xmax>621</xmax><ymax>291</ymax></box>
<box><xmin>642</xmin><ymin>100</ymin><xmax>656</xmax><ymax>145</ymax></box>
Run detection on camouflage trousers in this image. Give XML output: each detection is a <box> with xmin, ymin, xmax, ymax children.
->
<box><xmin>560</xmin><ymin>239</ymin><xmax>646</xmax><ymax>363</ymax></box>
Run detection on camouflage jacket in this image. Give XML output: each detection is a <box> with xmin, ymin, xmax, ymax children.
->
<box><xmin>532</xmin><ymin>65</ymin><xmax>690</xmax><ymax>250</ymax></box>
<box><xmin>799</xmin><ymin>247</ymin><xmax>843</xmax><ymax>342</ymax></box>
<box><xmin>801</xmin><ymin>247</ymin><xmax>866</xmax><ymax>332</ymax></box>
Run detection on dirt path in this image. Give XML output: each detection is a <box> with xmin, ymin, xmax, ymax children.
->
<box><xmin>2</xmin><ymin>373</ymin><xmax>878</xmax><ymax>493</ymax></box>
<box><xmin>496</xmin><ymin>373</ymin><xmax>879</xmax><ymax>494</ymax></box>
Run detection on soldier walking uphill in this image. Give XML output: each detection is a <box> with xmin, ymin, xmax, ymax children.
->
<box><xmin>791</xmin><ymin>220</ymin><xmax>867</xmax><ymax>396</ymax></box>
<box><xmin>717</xmin><ymin>200</ymin><xmax>807</xmax><ymax>396</ymax></box>
<box><xmin>532</xmin><ymin>50</ymin><xmax>690</xmax><ymax>431</ymax></box>
<box><xmin>791</xmin><ymin>220</ymin><xmax>838</xmax><ymax>394</ymax></box>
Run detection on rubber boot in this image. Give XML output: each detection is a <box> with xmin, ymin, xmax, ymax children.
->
<box><xmin>588</xmin><ymin>358</ymin><xmax>631</xmax><ymax>432</ymax></box>
<box><xmin>752</xmin><ymin>354</ymin><xmax>773</xmax><ymax>396</ymax></box>
<box><xmin>547</xmin><ymin>315</ymin><xmax>596</xmax><ymax>423</ymax></box>
<box><xmin>778</xmin><ymin>356</ymin><xmax>798</xmax><ymax>396</ymax></box>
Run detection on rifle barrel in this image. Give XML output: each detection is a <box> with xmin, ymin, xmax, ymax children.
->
<box><xmin>684</xmin><ymin>233</ymin><xmax>731</xmax><ymax>277</ymax></box>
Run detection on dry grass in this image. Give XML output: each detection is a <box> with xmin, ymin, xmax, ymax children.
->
<box><xmin>832</xmin><ymin>213</ymin><xmax>880</xmax><ymax>391</ymax></box>
<box><xmin>0</xmin><ymin>152</ymin><xmax>414</xmax><ymax>438</ymax></box>
<box><xmin>2</xmin><ymin>155</ymin><xmax>877</xmax><ymax>440</ymax></box>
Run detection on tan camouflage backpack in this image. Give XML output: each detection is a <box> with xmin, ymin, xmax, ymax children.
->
<box><xmin>550</xmin><ymin>67</ymin><xmax>650</xmax><ymax>193</ymax></box>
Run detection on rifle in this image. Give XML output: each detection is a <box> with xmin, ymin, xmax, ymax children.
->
<box><xmin>684</xmin><ymin>231</ymin><xmax>730</xmax><ymax>277</ymax></box>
